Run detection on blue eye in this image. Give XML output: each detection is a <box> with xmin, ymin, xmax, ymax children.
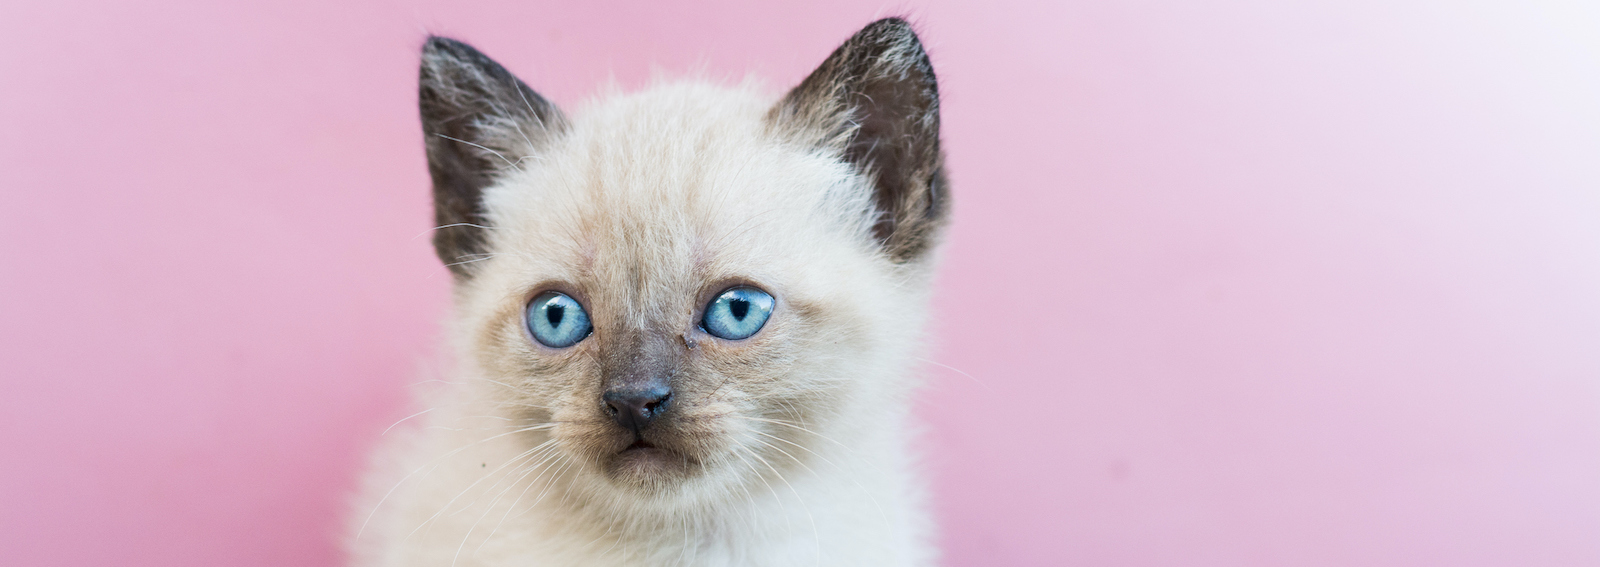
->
<box><xmin>701</xmin><ymin>286</ymin><xmax>774</xmax><ymax>340</ymax></box>
<box><xmin>526</xmin><ymin>291</ymin><xmax>592</xmax><ymax>348</ymax></box>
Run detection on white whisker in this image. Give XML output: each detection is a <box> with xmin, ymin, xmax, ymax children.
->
<box><xmin>434</xmin><ymin>133</ymin><xmax>517</xmax><ymax>169</ymax></box>
<box><xmin>382</xmin><ymin>407</ymin><xmax>435</xmax><ymax>436</ymax></box>
<box><xmin>411</xmin><ymin>223</ymin><xmax>498</xmax><ymax>241</ymax></box>
<box><xmin>917</xmin><ymin>356</ymin><xmax>991</xmax><ymax>389</ymax></box>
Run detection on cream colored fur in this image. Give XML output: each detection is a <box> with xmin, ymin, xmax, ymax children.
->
<box><xmin>350</xmin><ymin>22</ymin><xmax>945</xmax><ymax>567</ymax></box>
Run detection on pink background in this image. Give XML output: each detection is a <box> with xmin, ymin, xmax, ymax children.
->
<box><xmin>4</xmin><ymin>1</ymin><xmax>1599</xmax><ymax>565</ymax></box>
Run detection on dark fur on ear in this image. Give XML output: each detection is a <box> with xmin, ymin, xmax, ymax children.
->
<box><xmin>420</xmin><ymin>36</ymin><xmax>566</xmax><ymax>279</ymax></box>
<box><xmin>770</xmin><ymin>18</ymin><xmax>948</xmax><ymax>263</ymax></box>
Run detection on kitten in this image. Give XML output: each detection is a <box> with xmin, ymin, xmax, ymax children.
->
<box><xmin>350</xmin><ymin>18</ymin><xmax>949</xmax><ymax>567</ymax></box>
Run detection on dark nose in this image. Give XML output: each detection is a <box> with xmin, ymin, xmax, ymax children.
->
<box><xmin>603</xmin><ymin>385</ymin><xmax>671</xmax><ymax>433</ymax></box>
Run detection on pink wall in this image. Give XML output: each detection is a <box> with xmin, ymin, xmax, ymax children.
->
<box><xmin>3</xmin><ymin>1</ymin><xmax>1598</xmax><ymax>565</ymax></box>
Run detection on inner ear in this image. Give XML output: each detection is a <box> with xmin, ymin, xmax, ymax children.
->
<box><xmin>769</xmin><ymin>18</ymin><xmax>948</xmax><ymax>263</ymax></box>
<box><xmin>419</xmin><ymin>36</ymin><xmax>567</xmax><ymax>279</ymax></box>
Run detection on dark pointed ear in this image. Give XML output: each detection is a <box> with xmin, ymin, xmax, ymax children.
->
<box><xmin>769</xmin><ymin>18</ymin><xmax>948</xmax><ymax>263</ymax></box>
<box><xmin>420</xmin><ymin>36</ymin><xmax>566</xmax><ymax>279</ymax></box>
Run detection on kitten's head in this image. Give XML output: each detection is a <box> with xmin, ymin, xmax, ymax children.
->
<box><xmin>418</xmin><ymin>19</ymin><xmax>946</xmax><ymax>510</ymax></box>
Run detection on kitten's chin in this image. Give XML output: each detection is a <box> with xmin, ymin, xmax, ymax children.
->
<box><xmin>600</xmin><ymin>442</ymin><xmax>697</xmax><ymax>489</ymax></box>
<box><xmin>614</xmin><ymin>445</ymin><xmax>676</xmax><ymax>472</ymax></box>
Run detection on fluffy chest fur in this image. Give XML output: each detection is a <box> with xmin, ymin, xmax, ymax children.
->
<box><xmin>350</xmin><ymin>18</ymin><xmax>948</xmax><ymax>567</ymax></box>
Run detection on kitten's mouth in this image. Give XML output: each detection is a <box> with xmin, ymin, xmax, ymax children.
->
<box><xmin>617</xmin><ymin>435</ymin><xmax>671</xmax><ymax>460</ymax></box>
<box><xmin>592</xmin><ymin>423</ymin><xmax>707</xmax><ymax>486</ymax></box>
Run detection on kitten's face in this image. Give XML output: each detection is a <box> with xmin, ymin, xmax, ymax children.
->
<box><xmin>460</xmin><ymin>87</ymin><xmax>893</xmax><ymax>498</ymax></box>
<box><xmin>418</xmin><ymin>20</ymin><xmax>944</xmax><ymax>508</ymax></box>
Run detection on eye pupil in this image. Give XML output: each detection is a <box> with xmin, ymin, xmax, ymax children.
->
<box><xmin>546</xmin><ymin>304</ymin><xmax>564</xmax><ymax>327</ymax></box>
<box><xmin>729</xmin><ymin>299</ymin><xmax>749</xmax><ymax>320</ymax></box>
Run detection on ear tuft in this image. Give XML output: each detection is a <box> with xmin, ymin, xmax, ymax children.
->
<box><xmin>419</xmin><ymin>36</ymin><xmax>566</xmax><ymax>279</ymax></box>
<box><xmin>770</xmin><ymin>18</ymin><xmax>948</xmax><ymax>263</ymax></box>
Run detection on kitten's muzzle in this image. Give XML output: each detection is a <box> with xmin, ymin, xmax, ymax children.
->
<box><xmin>603</xmin><ymin>385</ymin><xmax>671</xmax><ymax>434</ymax></box>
